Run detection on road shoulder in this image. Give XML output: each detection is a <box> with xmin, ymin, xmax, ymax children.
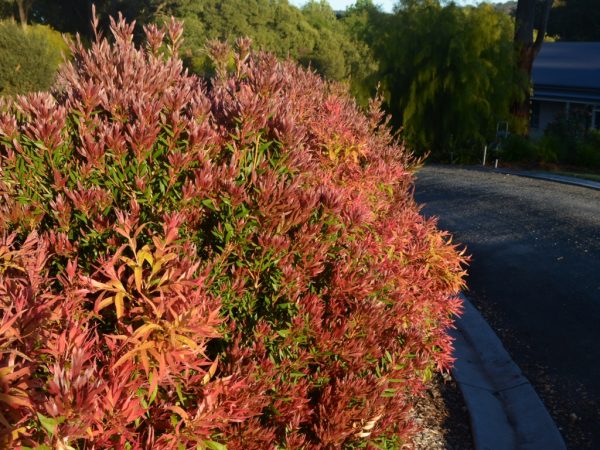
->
<box><xmin>452</xmin><ymin>294</ymin><xmax>566</xmax><ymax>450</ymax></box>
<box><xmin>466</xmin><ymin>165</ymin><xmax>600</xmax><ymax>191</ymax></box>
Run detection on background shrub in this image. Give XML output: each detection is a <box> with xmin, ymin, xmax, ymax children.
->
<box><xmin>501</xmin><ymin>134</ymin><xmax>537</xmax><ymax>163</ymax></box>
<box><xmin>0</xmin><ymin>16</ymin><xmax>466</xmax><ymax>448</ymax></box>
<box><xmin>503</xmin><ymin>134</ymin><xmax>558</xmax><ymax>164</ymax></box>
<box><xmin>576</xmin><ymin>130</ymin><xmax>600</xmax><ymax>168</ymax></box>
<box><xmin>0</xmin><ymin>22</ymin><xmax>67</xmax><ymax>96</ymax></box>
<box><xmin>535</xmin><ymin>134</ymin><xmax>561</xmax><ymax>164</ymax></box>
<box><xmin>498</xmin><ymin>119</ymin><xmax>600</xmax><ymax>169</ymax></box>
<box><xmin>543</xmin><ymin>116</ymin><xmax>582</xmax><ymax>164</ymax></box>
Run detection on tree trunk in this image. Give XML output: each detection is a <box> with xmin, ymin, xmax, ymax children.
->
<box><xmin>512</xmin><ymin>0</ymin><xmax>554</xmax><ymax>135</ymax></box>
<box><xmin>16</xmin><ymin>0</ymin><xmax>28</xmax><ymax>29</ymax></box>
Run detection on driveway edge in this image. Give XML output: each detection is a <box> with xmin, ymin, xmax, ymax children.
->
<box><xmin>451</xmin><ymin>294</ymin><xmax>567</xmax><ymax>450</ymax></box>
<box><xmin>460</xmin><ymin>165</ymin><xmax>600</xmax><ymax>191</ymax></box>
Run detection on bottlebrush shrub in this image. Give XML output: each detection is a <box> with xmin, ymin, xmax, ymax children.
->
<box><xmin>0</xmin><ymin>14</ymin><xmax>466</xmax><ymax>449</ymax></box>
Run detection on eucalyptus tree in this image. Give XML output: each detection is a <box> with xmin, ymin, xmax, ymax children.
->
<box><xmin>512</xmin><ymin>0</ymin><xmax>553</xmax><ymax>131</ymax></box>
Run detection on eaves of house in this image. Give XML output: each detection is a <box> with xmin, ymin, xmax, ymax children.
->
<box><xmin>532</xmin><ymin>42</ymin><xmax>600</xmax><ymax>105</ymax></box>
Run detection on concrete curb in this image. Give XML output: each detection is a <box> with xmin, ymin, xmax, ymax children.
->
<box><xmin>478</xmin><ymin>166</ymin><xmax>600</xmax><ymax>191</ymax></box>
<box><xmin>451</xmin><ymin>294</ymin><xmax>567</xmax><ymax>450</ymax></box>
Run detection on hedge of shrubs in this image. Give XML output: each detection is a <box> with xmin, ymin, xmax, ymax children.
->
<box><xmin>502</xmin><ymin>120</ymin><xmax>600</xmax><ymax>169</ymax></box>
<box><xmin>0</xmin><ymin>21</ymin><xmax>67</xmax><ymax>96</ymax></box>
<box><xmin>0</xmin><ymin>16</ymin><xmax>466</xmax><ymax>449</ymax></box>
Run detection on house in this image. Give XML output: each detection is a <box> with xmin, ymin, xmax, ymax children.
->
<box><xmin>531</xmin><ymin>42</ymin><xmax>600</xmax><ymax>136</ymax></box>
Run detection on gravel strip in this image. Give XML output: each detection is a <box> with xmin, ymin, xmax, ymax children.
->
<box><xmin>411</xmin><ymin>372</ymin><xmax>473</xmax><ymax>450</ymax></box>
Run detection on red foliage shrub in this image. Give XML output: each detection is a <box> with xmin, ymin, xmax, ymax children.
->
<box><xmin>0</xmin><ymin>13</ymin><xmax>466</xmax><ymax>449</ymax></box>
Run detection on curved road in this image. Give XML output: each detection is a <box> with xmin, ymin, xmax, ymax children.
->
<box><xmin>414</xmin><ymin>165</ymin><xmax>600</xmax><ymax>449</ymax></box>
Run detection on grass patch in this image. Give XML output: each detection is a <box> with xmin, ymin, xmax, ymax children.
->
<box><xmin>551</xmin><ymin>171</ymin><xmax>600</xmax><ymax>183</ymax></box>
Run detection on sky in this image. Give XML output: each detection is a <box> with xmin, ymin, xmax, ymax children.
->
<box><xmin>290</xmin><ymin>0</ymin><xmax>397</xmax><ymax>13</ymax></box>
<box><xmin>290</xmin><ymin>0</ymin><xmax>482</xmax><ymax>12</ymax></box>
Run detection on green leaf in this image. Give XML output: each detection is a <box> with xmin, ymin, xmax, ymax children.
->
<box><xmin>201</xmin><ymin>198</ymin><xmax>217</xmax><ymax>211</ymax></box>
<box><xmin>204</xmin><ymin>441</ymin><xmax>227</xmax><ymax>450</ymax></box>
<box><xmin>381</xmin><ymin>388</ymin><xmax>397</xmax><ymax>398</ymax></box>
<box><xmin>175</xmin><ymin>382</ymin><xmax>185</xmax><ymax>404</ymax></box>
<box><xmin>36</xmin><ymin>412</ymin><xmax>64</xmax><ymax>437</ymax></box>
<box><xmin>149</xmin><ymin>377</ymin><xmax>159</xmax><ymax>405</ymax></box>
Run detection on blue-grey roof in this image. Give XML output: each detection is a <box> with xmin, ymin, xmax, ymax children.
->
<box><xmin>532</xmin><ymin>42</ymin><xmax>600</xmax><ymax>90</ymax></box>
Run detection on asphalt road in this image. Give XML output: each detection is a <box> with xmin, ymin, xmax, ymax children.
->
<box><xmin>414</xmin><ymin>165</ymin><xmax>600</xmax><ymax>449</ymax></box>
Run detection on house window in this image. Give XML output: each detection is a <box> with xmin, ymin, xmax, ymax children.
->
<box><xmin>594</xmin><ymin>109</ymin><xmax>600</xmax><ymax>130</ymax></box>
<box><xmin>531</xmin><ymin>101</ymin><xmax>541</xmax><ymax>129</ymax></box>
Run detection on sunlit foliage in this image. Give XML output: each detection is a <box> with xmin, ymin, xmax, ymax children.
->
<box><xmin>0</xmin><ymin>15</ymin><xmax>465</xmax><ymax>448</ymax></box>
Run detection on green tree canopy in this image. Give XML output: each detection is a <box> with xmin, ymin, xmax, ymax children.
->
<box><xmin>0</xmin><ymin>0</ymin><xmax>527</xmax><ymax>161</ymax></box>
<box><xmin>156</xmin><ymin>0</ymin><xmax>319</xmax><ymax>75</ymax></box>
<box><xmin>300</xmin><ymin>1</ymin><xmax>377</xmax><ymax>101</ymax></box>
<box><xmin>548</xmin><ymin>0</ymin><xmax>600</xmax><ymax>41</ymax></box>
<box><xmin>347</xmin><ymin>0</ymin><xmax>519</xmax><ymax>159</ymax></box>
<box><xmin>148</xmin><ymin>0</ymin><xmax>374</xmax><ymax>90</ymax></box>
<box><xmin>0</xmin><ymin>0</ymin><xmax>376</xmax><ymax>100</ymax></box>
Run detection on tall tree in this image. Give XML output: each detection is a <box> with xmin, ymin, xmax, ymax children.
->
<box><xmin>14</xmin><ymin>1</ymin><xmax>158</xmax><ymax>38</ymax></box>
<box><xmin>548</xmin><ymin>0</ymin><xmax>600</xmax><ymax>41</ymax></box>
<box><xmin>142</xmin><ymin>0</ymin><xmax>372</xmax><ymax>88</ymax></box>
<box><xmin>347</xmin><ymin>0</ymin><xmax>517</xmax><ymax>159</ymax></box>
<box><xmin>149</xmin><ymin>0</ymin><xmax>320</xmax><ymax>75</ymax></box>
<box><xmin>512</xmin><ymin>0</ymin><xmax>553</xmax><ymax>132</ymax></box>
<box><xmin>15</xmin><ymin>0</ymin><xmax>29</xmax><ymax>27</ymax></box>
<box><xmin>301</xmin><ymin>0</ymin><xmax>376</xmax><ymax>96</ymax></box>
